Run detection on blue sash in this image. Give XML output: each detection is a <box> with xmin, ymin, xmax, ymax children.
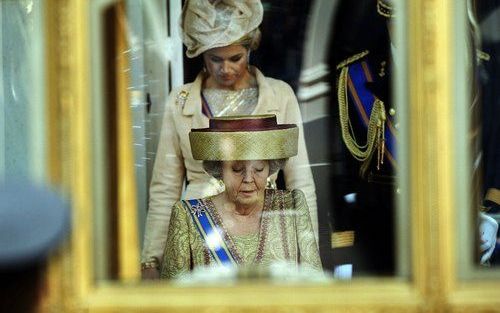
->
<box><xmin>183</xmin><ymin>199</ymin><xmax>236</xmax><ymax>266</ymax></box>
<box><xmin>347</xmin><ymin>60</ymin><xmax>397</xmax><ymax>168</ymax></box>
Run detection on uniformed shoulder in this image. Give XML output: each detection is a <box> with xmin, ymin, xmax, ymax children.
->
<box><xmin>336</xmin><ymin>50</ymin><xmax>370</xmax><ymax>69</ymax></box>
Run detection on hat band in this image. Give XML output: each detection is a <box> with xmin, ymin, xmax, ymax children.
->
<box><xmin>202</xmin><ymin>114</ymin><xmax>295</xmax><ymax>132</ymax></box>
<box><xmin>210</xmin><ymin>114</ymin><xmax>276</xmax><ymax>130</ymax></box>
<box><xmin>189</xmin><ymin>128</ymin><xmax>299</xmax><ymax>161</ymax></box>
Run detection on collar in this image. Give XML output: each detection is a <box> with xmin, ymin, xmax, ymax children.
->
<box><xmin>253</xmin><ymin>66</ymin><xmax>280</xmax><ymax>113</ymax></box>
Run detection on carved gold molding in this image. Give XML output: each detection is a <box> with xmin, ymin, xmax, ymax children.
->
<box><xmin>83</xmin><ymin>281</ymin><xmax>422</xmax><ymax>313</ymax></box>
<box><xmin>113</xmin><ymin>0</ymin><xmax>140</xmax><ymax>282</ymax></box>
<box><xmin>43</xmin><ymin>0</ymin><xmax>500</xmax><ymax>312</ymax></box>
<box><xmin>408</xmin><ymin>0</ymin><xmax>500</xmax><ymax>312</ymax></box>
<box><xmin>45</xmin><ymin>0</ymin><xmax>92</xmax><ymax>312</ymax></box>
<box><xmin>407</xmin><ymin>0</ymin><xmax>455</xmax><ymax>306</ymax></box>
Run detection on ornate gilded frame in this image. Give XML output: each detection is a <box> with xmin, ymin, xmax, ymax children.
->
<box><xmin>43</xmin><ymin>0</ymin><xmax>500</xmax><ymax>312</ymax></box>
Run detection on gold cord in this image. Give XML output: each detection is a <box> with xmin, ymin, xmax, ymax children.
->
<box><xmin>337</xmin><ymin>50</ymin><xmax>369</xmax><ymax>70</ymax></box>
<box><xmin>338</xmin><ymin>64</ymin><xmax>387</xmax><ymax>177</ymax></box>
<box><xmin>377</xmin><ymin>0</ymin><xmax>395</xmax><ymax>18</ymax></box>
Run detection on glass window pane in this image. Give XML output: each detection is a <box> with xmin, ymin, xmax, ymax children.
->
<box><xmin>477</xmin><ymin>0</ymin><xmax>500</xmax><ymax>268</ymax></box>
<box><xmin>92</xmin><ymin>0</ymin><xmax>410</xmax><ymax>281</ymax></box>
<box><xmin>0</xmin><ymin>0</ymin><xmax>45</xmax><ymax>182</ymax></box>
<box><xmin>455</xmin><ymin>0</ymin><xmax>500</xmax><ymax>279</ymax></box>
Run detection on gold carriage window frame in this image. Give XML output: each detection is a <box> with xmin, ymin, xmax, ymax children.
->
<box><xmin>43</xmin><ymin>0</ymin><xmax>500</xmax><ymax>312</ymax></box>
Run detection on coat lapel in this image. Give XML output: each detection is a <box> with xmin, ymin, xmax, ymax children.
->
<box><xmin>182</xmin><ymin>73</ymin><xmax>209</xmax><ymax>129</ymax></box>
<box><xmin>252</xmin><ymin>67</ymin><xmax>280</xmax><ymax>115</ymax></box>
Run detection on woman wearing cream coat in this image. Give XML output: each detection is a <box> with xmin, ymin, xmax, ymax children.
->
<box><xmin>141</xmin><ymin>0</ymin><xmax>318</xmax><ymax>278</ymax></box>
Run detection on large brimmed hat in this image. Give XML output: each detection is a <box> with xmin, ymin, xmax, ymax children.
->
<box><xmin>189</xmin><ymin>115</ymin><xmax>298</xmax><ymax>161</ymax></box>
<box><xmin>181</xmin><ymin>0</ymin><xmax>263</xmax><ymax>58</ymax></box>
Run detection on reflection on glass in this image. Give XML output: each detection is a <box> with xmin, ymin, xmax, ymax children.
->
<box><xmin>475</xmin><ymin>0</ymin><xmax>500</xmax><ymax>266</ymax></box>
<box><xmin>94</xmin><ymin>0</ymin><xmax>408</xmax><ymax>281</ymax></box>
<box><xmin>141</xmin><ymin>0</ymin><xmax>320</xmax><ymax>281</ymax></box>
<box><xmin>326</xmin><ymin>0</ymin><xmax>398</xmax><ymax>277</ymax></box>
<box><xmin>1</xmin><ymin>0</ymin><xmax>44</xmax><ymax>180</ymax></box>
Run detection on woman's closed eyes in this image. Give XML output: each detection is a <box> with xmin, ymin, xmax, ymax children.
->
<box><xmin>209</xmin><ymin>54</ymin><xmax>244</xmax><ymax>63</ymax></box>
<box><xmin>231</xmin><ymin>167</ymin><xmax>265</xmax><ymax>174</ymax></box>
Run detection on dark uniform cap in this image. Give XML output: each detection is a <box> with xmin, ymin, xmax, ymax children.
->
<box><xmin>0</xmin><ymin>181</ymin><xmax>71</xmax><ymax>269</ymax></box>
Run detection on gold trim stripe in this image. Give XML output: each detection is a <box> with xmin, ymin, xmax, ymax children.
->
<box><xmin>485</xmin><ymin>188</ymin><xmax>500</xmax><ymax>206</ymax></box>
<box><xmin>331</xmin><ymin>231</ymin><xmax>355</xmax><ymax>248</ymax></box>
<box><xmin>189</xmin><ymin>128</ymin><xmax>299</xmax><ymax>161</ymax></box>
<box><xmin>336</xmin><ymin>50</ymin><xmax>369</xmax><ymax>69</ymax></box>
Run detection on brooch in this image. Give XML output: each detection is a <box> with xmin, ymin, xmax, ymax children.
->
<box><xmin>176</xmin><ymin>90</ymin><xmax>188</xmax><ymax>109</ymax></box>
<box><xmin>190</xmin><ymin>201</ymin><xmax>206</xmax><ymax>217</ymax></box>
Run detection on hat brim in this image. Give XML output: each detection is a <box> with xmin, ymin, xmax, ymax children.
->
<box><xmin>0</xmin><ymin>181</ymin><xmax>71</xmax><ymax>268</ymax></box>
<box><xmin>189</xmin><ymin>127</ymin><xmax>298</xmax><ymax>161</ymax></box>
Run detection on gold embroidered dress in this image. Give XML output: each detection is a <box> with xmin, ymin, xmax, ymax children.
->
<box><xmin>161</xmin><ymin>189</ymin><xmax>321</xmax><ymax>279</ymax></box>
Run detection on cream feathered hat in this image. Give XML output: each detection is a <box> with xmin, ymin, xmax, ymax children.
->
<box><xmin>181</xmin><ymin>0</ymin><xmax>263</xmax><ymax>58</ymax></box>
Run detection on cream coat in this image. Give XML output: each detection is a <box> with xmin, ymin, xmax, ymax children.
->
<box><xmin>142</xmin><ymin>67</ymin><xmax>318</xmax><ymax>263</ymax></box>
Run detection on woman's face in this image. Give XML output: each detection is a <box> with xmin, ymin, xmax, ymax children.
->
<box><xmin>203</xmin><ymin>45</ymin><xmax>249</xmax><ymax>89</ymax></box>
<box><xmin>221</xmin><ymin>160</ymin><xmax>269</xmax><ymax>207</ymax></box>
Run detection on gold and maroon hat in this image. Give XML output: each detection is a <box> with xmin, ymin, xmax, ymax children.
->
<box><xmin>189</xmin><ymin>115</ymin><xmax>298</xmax><ymax>161</ymax></box>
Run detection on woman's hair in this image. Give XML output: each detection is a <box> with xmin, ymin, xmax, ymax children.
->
<box><xmin>202</xmin><ymin>158</ymin><xmax>287</xmax><ymax>180</ymax></box>
<box><xmin>233</xmin><ymin>28</ymin><xmax>262</xmax><ymax>51</ymax></box>
<box><xmin>202</xmin><ymin>161</ymin><xmax>223</xmax><ymax>179</ymax></box>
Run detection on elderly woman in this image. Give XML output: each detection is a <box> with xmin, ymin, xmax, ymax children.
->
<box><xmin>142</xmin><ymin>0</ymin><xmax>318</xmax><ymax>278</ymax></box>
<box><xmin>160</xmin><ymin>115</ymin><xmax>321</xmax><ymax>278</ymax></box>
